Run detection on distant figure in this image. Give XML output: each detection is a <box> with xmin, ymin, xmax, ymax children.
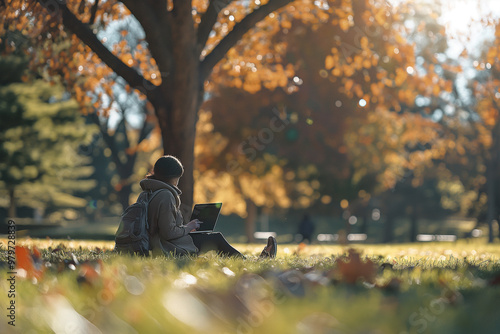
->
<box><xmin>297</xmin><ymin>213</ymin><xmax>315</xmax><ymax>243</ymax></box>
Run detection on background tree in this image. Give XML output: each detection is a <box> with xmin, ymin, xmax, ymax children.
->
<box><xmin>469</xmin><ymin>20</ymin><xmax>500</xmax><ymax>242</ymax></box>
<box><xmin>3</xmin><ymin>0</ymin><xmax>430</xmax><ymax>215</ymax></box>
<box><xmin>86</xmin><ymin>17</ymin><xmax>160</xmax><ymax>211</ymax></box>
<box><xmin>0</xmin><ymin>49</ymin><xmax>96</xmax><ymax>220</ymax></box>
<box><xmin>406</xmin><ymin>12</ymin><xmax>500</xmax><ymax>243</ymax></box>
<box><xmin>195</xmin><ymin>98</ymin><xmax>306</xmax><ymax>241</ymax></box>
<box><xmin>87</xmin><ymin>86</ymin><xmax>158</xmax><ymax>212</ymax></box>
<box><xmin>199</xmin><ymin>0</ymin><xmax>454</xmax><ymax>241</ymax></box>
<box><xmin>1</xmin><ymin>0</ymin><xmax>310</xmax><ymax>211</ymax></box>
<box><xmin>0</xmin><ymin>51</ymin><xmax>35</xmax><ymax>218</ymax></box>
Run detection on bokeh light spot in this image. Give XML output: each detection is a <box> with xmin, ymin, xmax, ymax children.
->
<box><xmin>340</xmin><ymin>199</ymin><xmax>349</xmax><ymax>209</ymax></box>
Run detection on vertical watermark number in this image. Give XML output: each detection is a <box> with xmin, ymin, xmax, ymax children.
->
<box><xmin>6</xmin><ymin>219</ymin><xmax>16</xmax><ymax>327</ymax></box>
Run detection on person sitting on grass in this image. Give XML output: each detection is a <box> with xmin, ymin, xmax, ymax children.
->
<box><xmin>141</xmin><ymin>155</ymin><xmax>277</xmax><ymax>258</ymax></box>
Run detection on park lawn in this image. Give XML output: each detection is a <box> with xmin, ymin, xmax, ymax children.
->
<box><xmin>0</xmin><ymin>239</ymin><xmax>499</xmax><ymax>333</ymax></box>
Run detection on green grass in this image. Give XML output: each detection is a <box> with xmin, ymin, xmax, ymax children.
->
<box><xmin>1</xmin><ymin>239</ymin><xmax>500</xmax><ymax>333</ymax></box>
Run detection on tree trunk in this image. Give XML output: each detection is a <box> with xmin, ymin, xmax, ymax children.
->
<box><xmin>155</xmin><ymin>16</ymin><xmax>199</xmax><ymax>213</ymax></box>
<box><xmin>360</xmin><ymin>208</ymin><xmax>369</xmax><ymax>234</ymax></box>
<box><xmin>157</xmin><ymin>91</ymin><xmax>198</xmax><ymax>212</ymax></box>
<box><xmin>115</xmin><ymin>155</ymin><xmax>136</xmax><ymax>212</ymax></box>
<box><xmin>383</xmin><ymin>214</ymin><xmax>394</xmax><ymax>243</ymax></box>
<box><xmin>117</xmin><ymin>184</ymin><xmax>132</xmax><ymax>212</ymax></box>
<box><xmin>486</xmin><ymin>158</ymin><xmax>496</xmax><ymax>243</ymax></box>
<box><xmin>8</xmin><ymin>187</ymin><xmax>16</xmax><ymax>218</ymax></box>
<box><xmin>344</xmin><ymin>215</ymin><xmax>352</xmax><ymax>235</ymax></box>
<box><xmin>409</xmin><ymin>205</ymin><xmax>418</xmax><ymax>243</ymax></box>
<box><xmin>488</xmin><ymin>115</ymin><xmax>500</xmax><ymax>242</ymax></box>
<box><xmin>245</xmin><ymin>199</ymin><xmax>257</xmax><ymax>243</ymax></box>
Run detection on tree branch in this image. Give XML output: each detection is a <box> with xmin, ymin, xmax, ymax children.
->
<box><xmin>120</xmin><ymin>0</ymin><xmax>173</xmax><ymax>75</ymax></box>
<box><xmin>77</xmin><ymin>0</ymin><xmax>85</xmax><ymax>15</ymax></box>
<box><xmin>199</xmin><ymin>0</ymin><xmax>292</xmax><ymax>81</ymax></box>
<box><xmin>89</xmin><ymin>0</ymin><xmax>99</xmax><ymax>25</ymax></box>
<box><xmin>491</xmin><ymin>92</ymin><xmax>500</xmax><ymax>111</ymax></box>
<box><xmin>197</xmin><ymin>0</ymin><xmax>232</xmax><ymax>55</ymax></box>
<box><xmin>36</xmin><ymin>0</ymin><xmax>154</xmax><ymax>92</ymax></box>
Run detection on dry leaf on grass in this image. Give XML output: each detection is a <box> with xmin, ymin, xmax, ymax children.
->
<box><xmin>16</xmin><ymin>246</ymin><xmax>45</xmax><ymax>281</ymax></box>
<box><xmin>333</xmin><ymin>248</ymin><xmax>377</xmax><ymax>284</ymax></box>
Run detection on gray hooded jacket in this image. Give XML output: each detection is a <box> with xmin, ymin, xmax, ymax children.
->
<box><xmin>140</xmin><ymin>178</ymin><xmax>198</xmax><ymax>256</ymax></box>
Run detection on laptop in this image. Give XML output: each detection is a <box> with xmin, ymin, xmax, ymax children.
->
<box><xmin>188</xmin><ymin>203</ymin><xmax>222</xmax><ymax>233</ymax></box>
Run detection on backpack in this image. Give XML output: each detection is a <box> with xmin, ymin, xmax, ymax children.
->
<box><xmin>114</xmin><ymin>189</ymin><xmax>163</xmax><ymax>256</ymax></box>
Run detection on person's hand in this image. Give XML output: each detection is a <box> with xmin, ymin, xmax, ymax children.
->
<box><xmin>186</xmin><ymin>219</ymin><xmax>203</xmax><ymax>232</ymax></box>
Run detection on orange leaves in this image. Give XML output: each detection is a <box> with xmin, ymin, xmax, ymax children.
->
<box><xmin>233</xmin><ymin>77</ymin><xmax>243</xmax><ymax>88</ymax></box>
<box><xmin>74</xmin><ymin>86</ymin><xmax>84</xmax><ymax>103</ymax></box>
<box><xmin>374</xmin><ymin>7</ymin><xmax>388</xmax><ymax>26</ymax></box>
<box><xmin>333</xmin><ymin>249</ymin><xmax>377</xmax><ymax>284</ymax></box>
<box><xmin>16</xmin><ymin>246</ymin><xmax>45</xmax><ymax>281</ymax></box>
<box><xmin>444</xmin><ymin>80</ymin><xmax>453</xmax><ymax>93</ymax></box>
<box><xmin>342</xmin><ymin>63</ymin><xmax>355</xmax><ymax>77</ymax></box>
<box><xmin>359</xmin><ymin>36</ymin><xmax>369</xmax><ymax>49</ymax></box>
<box><xmin>120</xmin><ymin>53</ymin><xmax>135</xmax><ymax>67</ymax></box>
<box><xmin>293</xmin><ymin>242</ymin><xmax>307</xmax><ymax>256</ymax></box>
<box><xmin>94</xmin><ymin>65</ymin><xmax>107</xmax><ymax>78</ymax></box>
<box><xmin>13</xmin><ymin>243</ymin><xmax>112</xmax><ymax>293</ymax></box>
<box><xmin>242</xmin><ymin>71</ymin><xmax>262</xmax><ymax>94</ymax></box>
<box><xmin>77</xmin><ymin>260</ymin><xmax>102</xmax><ymax>287</ymax></box>
<box><xmin>370</xmin><ymin>82</ymin><xmax>383</xmax><ymax>97</ymax></box>
<box><xmin>281</xmin><ymin>19</ymin><xmax>292</xmax><ymax>29</ymax></box>
<box><xmin>218</xmin><ymin>59</ymin><xmax>294</xmax><ymax>94</ymax></box>
<box><xmin>345</xmin><ymin>104</ymin><xmax>444</xmax><ymax>192</ymax></box>
<box><xmin>432</xmin><ymin>84</ymin><xmax>441</xmax><ymax>96</ymax></box>
<box><xmin>116</xmin><ymin>39</ymin><xmax>128</xmax><ymax>51</ymax></box>
<box><xmin>394</xmin><ymin>68</ymin><xmax>407</xmax><ymax>86</ymax></box>
<box><xmin>344</xmin><ymin>78</ymin><xmax>354</xmax><ymax>92</ymax></box>
<box><xmin>128</xmin><ymin>124</ymin><xmax>163</xmax><ymax>154</ymax></box>
<box><xmin>325</xmin><ymin>55</ymin><xmax>335</xmax><ymax>70</ymax></box>
<box><xmin>331</xmin><ymin>67</ymin><xmax>342</xmax><ymax>77</ymax></box>
<box><xmin>397</xmin><ymin>89</ymin><xmax>416</xmax><ymax>105</ymax></box>
<box><xmin>339</xmin><ymin>19</ymin><xmax>350</xmax><ymax>32</ymax></box>
<box><xmin>476</xmin><ymin>99</ymin><xmax>499</xmax><ymax>129</ymax></box>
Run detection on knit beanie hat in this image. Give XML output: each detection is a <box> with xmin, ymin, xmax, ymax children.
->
<box><xmin>153</xmin><ymin>155</ymin><xmax>184</xmax><ymax>179</ymax></box>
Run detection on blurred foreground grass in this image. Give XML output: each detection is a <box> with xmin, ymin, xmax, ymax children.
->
<box><xmin>0</xmin><ymin>239</ymin><xmax>499</xmax><ymax>334</ymax></box>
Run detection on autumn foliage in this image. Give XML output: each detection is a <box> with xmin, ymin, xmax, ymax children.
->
<box><xmin>1</xmin><ymin>0</ymin><xmax>499</xmax><ymax>242</ymax></box>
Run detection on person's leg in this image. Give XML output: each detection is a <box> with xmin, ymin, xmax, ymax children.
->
<box><xmin>190</xmin><ymin>232</ymin><xmax>243</xmax><ymax>257</ymax></box>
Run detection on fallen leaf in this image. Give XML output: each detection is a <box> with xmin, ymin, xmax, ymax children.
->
<box><xmin>489</xmin><ymin>275</ymin><xmax>500</xmax><ymax>286</ymax></box>
<box><xmin>334</xmin><ymin>248</ymin><xmax>377</xmax><ymax>284</ymax></box>
<box><xmin>77</xmin><ymin>260</ymin><xmax>101</xmax><ymax>286</ymax></box>
<box><xmin>15</xmin><ymin>246</ymin><xmax>44</xmax><ymax>281</ymax></box>
<box><xmin>379</xmin><ymin>278</ymin><xmax>402</xmax><ymax>292</ymax></box>
<box><xmin>294</xmin><ymin>242</ymin><xmax>307</xmax><ymax>255</ymax></box>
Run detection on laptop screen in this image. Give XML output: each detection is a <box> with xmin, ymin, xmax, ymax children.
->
<box><xmin>189</xmin><ymin>203</ymin><xmax>222</xmax><ymax>232</ymax></box>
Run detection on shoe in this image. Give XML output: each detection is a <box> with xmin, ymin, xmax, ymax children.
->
<box><xmin>259</xmin><ymin>236</ymin><xmax>277</xmax><ymax>258</ymax></box>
